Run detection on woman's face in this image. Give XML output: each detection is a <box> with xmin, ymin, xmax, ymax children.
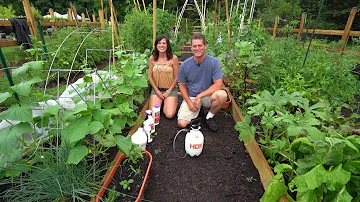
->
<box><xmin>156</xmin><ymin>38</ymin><xmax>167</xmax><ymax>53</ymax></box>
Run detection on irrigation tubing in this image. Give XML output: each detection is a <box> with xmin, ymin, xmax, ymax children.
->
<box><xmin>302</xmin><ymin>0</ymin><xmax>325</xmax><ymax>66</ymax></box>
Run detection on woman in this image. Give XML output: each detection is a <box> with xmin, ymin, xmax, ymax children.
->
<box><xmin>148</xmin><ymin>34</ymin><xmax>179</xmax><ymax>119</ymax></box>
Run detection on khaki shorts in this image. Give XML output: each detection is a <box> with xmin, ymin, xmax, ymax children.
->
<box><xmin>177</xmin><ymin>96</ymin><xmax>211</xmax><ymax>121</ymax></box>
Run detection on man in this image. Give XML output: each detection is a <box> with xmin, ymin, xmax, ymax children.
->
<box><xmin>177</xmin><ymin>33</ymin><xmax>228</xmax><ymax>132</ymax></box>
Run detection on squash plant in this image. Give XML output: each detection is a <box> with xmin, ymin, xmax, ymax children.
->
<box><xmin>44</xmin><ymin>50</ymin><xmax>150</xmax><ymax>164</ymax></box>
<box><xmin>0</xmin><ymin>61</ymin><xmax>46</xmax><ymax>179</ymax></box>
<box><xmin>235</xmin><ymin>89</ymin><xmax>360</xmax><ymax>201</ymax></box>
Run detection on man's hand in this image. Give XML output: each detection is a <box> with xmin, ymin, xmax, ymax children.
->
<box><xmin>187</xmin><ymin>99</ymin><xmax>199</xmax><ymax>111</ymax></box>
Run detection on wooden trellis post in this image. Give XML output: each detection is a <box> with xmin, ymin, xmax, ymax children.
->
<box><xmin>99</xmin><ymin>10</ymin><xmax>105</xmax><ymax>30</ymax></box>
<box><xmin>153</xmin><ymin>0</ymin><xmax>156</xmax><ymax>49</ymax></box>
<box><xmin>92</xmin><ymin>14</ymin><xmax>96</xmax><ymax>22</ymax></box>
<box><xmin>81</xmin><ymin>13</ymin><xmax>86</xmax><ymax>22</ymax></box>
<box><xmin>142</xmin><ymin>0</ymin><xmax>147</xmax><ymax>14</ymax></box>
<box><xmin>339</xmin><ymin>7</ymin><xmax>358</xmax><ymax>51</ymax></box>
<box><xmin>225</xmin><ymin>0</ymin><xmax>231</xmax><ymax>49</ymax></box>
<box><xmin>68</xmin><ymin>8</ymin><xmax>72</xmax><ymax>21</ymax></box>
<box><xmin>49</xmin><ymin>8</ymin><xmax>54</xmax><ymax>18</ymax></box>
<box><xmin>22</xmin><ymin>0</ymin><xmax>39</xmax><ymax>40</ymax></box>
<box><xmin>298</xmin><ymin>13</ymin><xmax>306</xmax><ymax>35</ymax></box>
<box><xmin>273</xmin><ymin>15</ymin><xmax>278</xmax><ymax>37</ymax></box>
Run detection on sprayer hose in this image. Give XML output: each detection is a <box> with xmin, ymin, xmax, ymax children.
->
<box><xmin>173</xmin><ymin>129</ymin><xmax>190</xmax><ymax>159</ymax></box>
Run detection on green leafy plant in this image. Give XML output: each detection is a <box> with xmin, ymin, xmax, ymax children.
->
<box><xmin>236</xmin><ymin>88</ymin><xmax>360</xmax><ymax>201</ymax></box>
<box><xmin>219</xmin><ymin>41</ymin><xmax>263</xmax><ymax>105</ymax></box>
<box><xmin>0</xmin><ymin>146</ymin><xmax>106</xmax><ymax>201</ymax></box>
<box><xmin>129</xmin><ymin>165</ymin><xmax>141</xmax><ymax>177</ymax></box>
<box><xmin>120</xmin><ymin>179</ymin><xmax>134</xmax><ymax>191</ymax></box>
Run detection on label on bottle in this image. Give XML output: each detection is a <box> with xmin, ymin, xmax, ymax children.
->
<box><xmin>154</xmin><ymin>111</ymin><xmax>160</xmax><ymax>125</ymax></box>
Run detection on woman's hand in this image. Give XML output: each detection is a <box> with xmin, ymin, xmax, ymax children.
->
<box><xmin>156</xmin><ymin>90</ymin><xmax>165</xmax><ymax>100</ymax></box>
<box><xmin>162</xmin><ymin>92</ymin><xmax>169</xmax><ymax>99</ymax></box>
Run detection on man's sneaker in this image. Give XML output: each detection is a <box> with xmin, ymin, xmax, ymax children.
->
<box><xmin>205</xmin><ymin>117</ymin><xmax>218</xmax><ymax>132</ymax></box>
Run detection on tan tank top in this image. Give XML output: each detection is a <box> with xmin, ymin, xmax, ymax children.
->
<box><xmin>152</xmin><ymin>59</ymin><xmax>175</xmax><ymax>89</ymax></box>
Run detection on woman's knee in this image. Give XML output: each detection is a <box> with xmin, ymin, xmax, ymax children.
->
<box><xmin>164</xmin><ymin>110</ymin><xmax>176</xmax><ymax>119</ymax></box>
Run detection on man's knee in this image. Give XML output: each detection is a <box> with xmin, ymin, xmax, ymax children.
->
<box><xmin>178</xmin><ymin>120</ymin><xmax>189</xmax><ymax>128</ymax></box>
<box><xmin>212</xmin><ymin>89</ymin><xmax>228</xmax><ymax>103</ymax></box>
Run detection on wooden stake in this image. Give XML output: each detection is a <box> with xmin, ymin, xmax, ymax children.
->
<box><xmin>99</xmin><ymin>10</ymin><xmax>105</xmax><ymax>30</ymax></box>
<box><xmin>68</xmin><ymin>8</ymin><xmax>72</xmax><ymax>21</ymax></box>
<box><xmin>85</xmin><ymin>8</ymin><xmax>90</xmax><ymax>21</ymax></box>
<box><xmin>92</xmin><ymin>14</ymin><xmax>96</xmax><ymax>22</ymax></box>
<box><xmin>258</xmin><ymin>17</ymin><xmax>261</xmax><ymax>28</ymax></box>
<box><xmin>273</xmin><ymin>15</ymin><xmax>278</xmax><ymax>37</ymax></box>
<box><xmin>133</xmin><ymin>0</ymin><xmax>138</xmax><ymax>12</ymax></box>
<box><xmin>49</xmin><ymin>8</ymin><xmax>54</xmax><ymax>18</ymax></box>
<box><xmin>136</xmin><ymin>0</ymin><xmax>141</xmax><ymax>12</ymax></box>
<box><xmin>22</xmin><ymin>0</ymin><xmax>39</xmax><ymax>39</ymax></box>
<box><xmin>108</xmin><ymin>0</ymin><xmax>116</xmax><ymax>68</ymax></box>
<box><xmin>213</xmin><ymin>0</ymin><xmax>217</xmax><ymax>25</ymax></box>
<box><xmin>298</xmin><ymin>13</ymin><xmax>306</xmax><ymax>35</ymax></box>
<box><xmin>153</xmin><ymin>0</ymin><xmax>156</xmax><ymax>49</ymax></box>
<box><xmin>70</xmin><ymin>3</ymin><xmax>79</xmax><ymax>27</ymax></box>
<box><xmin>142</xmin><ymin>0</ymin><xmax>147</xmax><ymax>14</ymax></box>
<box><xmin>340</xmin><ymin>8</ymin><xmax>358</xmax><ymax>50</ymax></box>
<box><xmin>81</xmin><ymin>13</ymin><xmax>86</xmax><ymax>22</ymax></box>
<box><xmin>162</xmin><ymin>0</ymin><xmax>166</xmax><ymax>10</ymax></box>
<box><xmin>225</xmin><ymin>0</ymin><xmax>231</xmax><ymax>49</ymax></box>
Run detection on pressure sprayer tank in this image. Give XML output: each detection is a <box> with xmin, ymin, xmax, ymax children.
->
<box><xmin>184</xmin><ymin>120</ymin><xmax>204</xmax><ymax>157</ymax></box>
<box><xmin>131</xmin><ymin>127</ymin><xmax>147</xmax><ymax>150</ymax></box>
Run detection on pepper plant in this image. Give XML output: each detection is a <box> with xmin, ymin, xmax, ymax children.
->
<box><xmin>219</xmin><ymin>41</ymin><xmax>263</xmax><ymax>105</ymax></box>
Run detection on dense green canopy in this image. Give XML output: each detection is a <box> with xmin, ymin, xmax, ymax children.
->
<box><xmin>1</xmin><ymin>0</ymin><xmax>359</xmax><ymax>30</ymax></box>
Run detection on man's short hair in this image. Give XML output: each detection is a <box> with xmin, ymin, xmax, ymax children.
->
<box><xmin>192</xmin><ymin>33</ymin><xmax>206</xmax><ymax>45</ymax></box>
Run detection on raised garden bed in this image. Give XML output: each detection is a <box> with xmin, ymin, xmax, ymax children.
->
<box><xmin>94</xmin><ymin>92</ymin><xmax>290</xmax><ymax>201</ymax></box>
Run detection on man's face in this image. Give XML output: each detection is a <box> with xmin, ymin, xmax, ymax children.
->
<box><xmin>191</xmin><ymin>39</ymin><xmax>206</xmax><ymax>58</ymax></box>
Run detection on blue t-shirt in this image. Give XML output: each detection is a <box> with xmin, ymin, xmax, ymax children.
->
<box><xmin>178</xmin><ymin>54</ymin><xmax>223</xmax><ymax>97</ymax></box>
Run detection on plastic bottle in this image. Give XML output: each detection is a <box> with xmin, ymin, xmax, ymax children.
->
<box><xmin>131</xmin><ymin>127</ymin><xmax>147</xmax><ymax>150</ymax></box>
<box><xmin>152</xmin><ymin>104</ymin><xmax>160</xmax><ymax>125</ymax></box>
<box><xmin>143</xmin><ymin>124</ymin><xmax>153</xmax><ymax>143</ymax></box>
<box><xmin>145</xmin><ymin>110</ymin><xmax>155</xmax><ymax>133</ymax></box>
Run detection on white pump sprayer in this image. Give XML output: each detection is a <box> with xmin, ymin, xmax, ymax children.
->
<box><xmin>173</xmin><ymin>117</ymin><xmax>204</xmax><ymax>158</ymax></box>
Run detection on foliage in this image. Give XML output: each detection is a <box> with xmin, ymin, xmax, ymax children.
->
<box><xmin>120</xmin><ymin>179</ymin><xmax>134</xmax><ymax>191</ymax></box>
<box><xmin>256</xmin><ymin>37</ymin><xmax>360</xmax><ymax>106</ymax></box>
<box><xmin>0</xmin><ymin>146</ymin><xmax>105</xmax><ymax>201</ymax></box>
<box><xmin>219</xmin><ymin>41</ymin><xmax>263</xmax><ymax>105</ymax></box>
<box><xmin>0</xmin><ymin>49</ymin><xmax>149</xmax><ymax>187</ymax></box>
<box><xmin>257</xmin><ymin>0</ymin><xmax>302</xmax><ymax>27</ymax></box>
<box><xmin>44</xmin><ymin>26</ymin><xmax>112</xmax><ymax>77</ymax></box>
<box><xmin>121</xmin><ymin>8</ymin><xmax>176</xmax><ymax>53</ymax></box>
<box><xmin>0</xmin><ymin>4</ymin><xmax>15</xmax><ymax>19</ymax></box>
<box><xmin>236</xmin><ymin>89</ymin><xmax>360</xmax><ymax>201</ymax></box>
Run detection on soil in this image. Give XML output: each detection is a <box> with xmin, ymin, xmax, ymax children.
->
<box><xmin>139</xmin><ymin>101</ymin><xmax>264</xmax><ymax>201</ymax></box>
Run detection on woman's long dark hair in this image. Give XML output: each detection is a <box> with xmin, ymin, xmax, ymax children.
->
<box><xmin>152</xmin><ymin>34</ymin><xmax>173</xmax><ymax>61</ymax></box>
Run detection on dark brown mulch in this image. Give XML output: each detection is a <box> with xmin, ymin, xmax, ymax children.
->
<box><xmin>141</xmin><ymin>104</ymin><xmax>264</xmax><ymax>201</ymax></box>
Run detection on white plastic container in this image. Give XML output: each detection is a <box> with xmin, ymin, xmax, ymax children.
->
<box><xmin>145</xmin><ymin>110</ymin><xmax>155</xmax><ymax>133</ymax></box>
<box><xmin>143</xmin><ymin>124</ymin><xmax>153</xmax><ymax>143</ymax></box>
<box><xmin>152</xmin><ymin>104</ymin><xmax>160</xmax><ymax>125</ymax></box>
<box><xmin>185</xmin><ymin>126</ymin><xmax>204</xmax><ymax>157</ymax></box>
<box><xmin>131</xmin><ymin>127</ymin><xmax>147</xmax><ymax>150</ymax></box>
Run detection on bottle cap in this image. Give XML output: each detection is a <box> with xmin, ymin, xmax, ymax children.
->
<box><xmin>154</xmin><ymin>104</ymin><xmax>159</xmax><ymax>108</ymax></box>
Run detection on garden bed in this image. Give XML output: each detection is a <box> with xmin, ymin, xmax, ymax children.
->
<box><xmin>143</xmin><ymin>106</ymin><xmax>264</xmax><ymax>201</ymax></box>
